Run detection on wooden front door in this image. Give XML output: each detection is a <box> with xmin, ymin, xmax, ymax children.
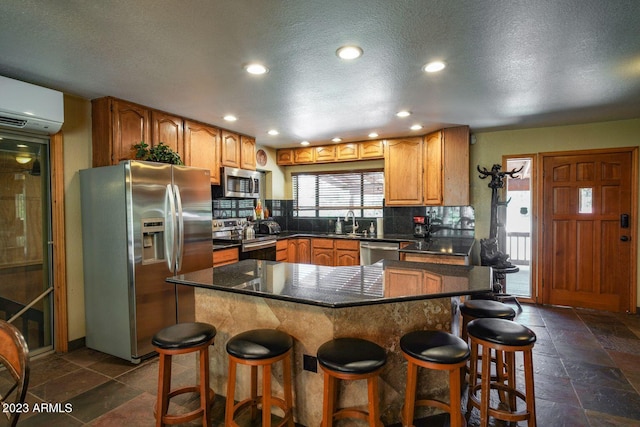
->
<box><xmin>541</xmin><ymin>149</ymin><xmax>636</xmax><ymax>312</ymax></box>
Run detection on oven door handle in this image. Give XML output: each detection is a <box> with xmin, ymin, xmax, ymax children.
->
<box><xmin>242</xmin><ymin>240</ymin><xmax>277</xmax><ymax>252</ymax></box>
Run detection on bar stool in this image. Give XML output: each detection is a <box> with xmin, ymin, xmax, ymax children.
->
<box><xmin>317</xmin><ymin>337</ymin><xmax>387</xmax><ymax>427</ymax></box>
<box><xmin>400</xmin><ymin>330</ymin><xmax>469</xmax><ymax>427</ymax></box>
<box><xmin>225</xmin><ymin>329</ymin><xmax>294</xmax><ymax>427</ymax></box>
<box><xmin>459</xmin><ymin>299</ymin><xmax>516</xmax><ymax>343</ymax></box>
<box><xmin>466</xmin><ymin>318</ymin><xmax>537</xmax><ymax>427</ymax></box>
<box><xmin>152</xmin><ymin>322</ymin><xmax>217</xmax><ymax>427</ymax></box>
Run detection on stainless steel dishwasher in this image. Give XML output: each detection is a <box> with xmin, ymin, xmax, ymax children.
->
<box><xmin>360</xmin><ymin>241</ymin><xmax>400</xmax><ymax>265</ymax></box>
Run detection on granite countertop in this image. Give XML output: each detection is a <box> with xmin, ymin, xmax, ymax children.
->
<box><xmin>399</xmin><ymin>237</ymin><xmax>475</xmax><ymax>257</ymax></box>
<box><xmin>167</xmin><ymin>259</ymin><xmax>492</xmax><ymax>308</ymax></box>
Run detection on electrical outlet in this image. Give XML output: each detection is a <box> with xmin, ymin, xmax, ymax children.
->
<box><xmin>303</xmin><ymin>354</ymin><xmax>317</xmax><ymax>373</ymax></box>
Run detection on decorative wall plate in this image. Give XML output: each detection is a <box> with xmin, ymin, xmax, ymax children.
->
<box><xmin>256</xmin><ymin>149</ymin><xmax>267</xmax><ymax>166</ymax></box>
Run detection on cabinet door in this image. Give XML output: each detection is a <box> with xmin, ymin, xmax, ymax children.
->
<box><xmin>240</xmin><ymin>136</ymin><xmax>256</xmax><ymax>170</ymax></box>
<box><xmin>315</xmin><ymin>146</ymin><xmax>336</xmax><ymax>163</ymax></box>
<box><xmin>294</xmin><ymin>147</ymin><xmax>314</xmax><ymax>164</ymax></box>
<box><xmin>221</xmin><ymin>131</ymin><xmax>241</xmax><ymax>168</ymax></box>
<box><xmin>312</xmin><ymin>238</ymin><xmax>335</xmax><ymax>266</ymax></box>
<box><xmin>276</xmin><ymin>149</ymin><xmax>294</xmax><ymax>165</ymax></box>
<box><xmin>276</xmin><ymin>239</ymin><xmax>288</xmax><ymax>262</ymax></box>
<box><xmin>297</xmin><ymin>239</ymin><xmax>311</xmax><ymax>264</ymax></box>
<box><xmin>112</xmin><ymin>99</ymin><xmax>150</xmax><ymax>165</ymax></box>
<box><xmin>184</xmin><ymin>120</ymin><xmax>221</xmax><ymax>184</ymax></box>
<box><xmin>336</xmin><ymin>250</ymin><xmax>359</xmax><ymax>266</ymax></box>
<box><xmin>213</xmin><ymin>248</ymin><xmax>239</xmax><ymax>267</ymax></box>
<box><xmin>424</xmin><ymin>131</ymin><xmax>443</xmax><ymax>205</ymax></box>
<box><xmin>336</xmin><ymin>143</ymin><xmax>358</xmax><ymax>161</ymax></box>
<box><xmin>151</xmin><ymin>110</ymin><xmax>184</xmax><ymax>158</ymax></box>
<box><xmin>441</xmin><ymin>126</ymin><xmax>470</xmax><ymax>205</ymax></box>
<box><xmin>384</xmin><ymin>138</ymin><xmax>423</xmax><ymax>206</ymax></box>
<box><xmin>359</xmin><ymin>140</ymin><xmax>384</xmax><ymax>159</ymax></box>
<box><xmin>384</xmin><ymin>268</ymin><xmax>423</xmax><ymax>297</ymax></box>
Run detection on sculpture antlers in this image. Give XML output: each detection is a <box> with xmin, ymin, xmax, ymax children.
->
<box><xmin>477</xmin><ymin>164</ymin><xmax>523</xmax><ymax>189</ymax></box>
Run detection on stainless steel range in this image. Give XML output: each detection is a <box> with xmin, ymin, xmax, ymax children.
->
<box><xmin>212</xmin><ymin>218</ymin><xmax>277</xmax><ymax>260</ymax></box>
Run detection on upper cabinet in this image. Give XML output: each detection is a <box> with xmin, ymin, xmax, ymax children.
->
<box><xmin>424</xmin><ymin>126</ymin><xmax>469</xmax><ymax>206</ymax></box>
<box><xmin>151</xmin><ymin>110</ymin><xmax>184</xmax><ymax>158</ymax></box>
<box><xmin>384</xmin><ymin>137</ymin><xmax>424</xmax><ymax>206</ymax></box>
<box><xmin>276</xmin><ymin>139</ymin><xmax>384</xmax><ymax>165</ymax></box>
<box><xmin>220</xmin><ymin>131</ymin><xmax>241</xmax><ymax>168</ymax></box>
<box><xmin>92</xmin><ymin>97</ymin><xmax>150</xmax><ymax>167</ymax></box>
<box><xmin>240</xmin><ymin>136</ymin><xmax>256</xmax><ymax>170</ymax></box>
<box><xmin>384</xmin><ymin>127</ymin><xmax>469</xmax><ymax>206</ymax></box>
<box><xmin>184</xmin><ymin>120</ymin><xmax>221</xmax><ymax>184</ymax></box>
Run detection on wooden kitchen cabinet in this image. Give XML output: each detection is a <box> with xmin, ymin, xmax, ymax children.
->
<box><xmin>276</xmin><ymin>239</ymin><xmax>288</xmax><ymax>262</ymax></box>
<box><xmin>221</xmin><ymin>131</ymin><xmax>241</xmax><ymax>168</ymax></box>
<box><xmin>312</xmin><ymin>238</ymin><xmax>334</xmax><ymax>266</ymax></box>
<box><xmin>184</xmin><ymin>120</ymin><xmax>221</xmax><ymax>184</ymax></box>
<box><xmin>424</xmin><ymin>126</ymin><xmax>469</xmax><ymax>205</ymax></box>
<box><xmin>91</xmin><ymin>97</ymin><xmax>151</xmax><ymax>167</ymax></box>
<box><xmin>240</xmin><ymin>136</ymin><xmax>256</xmax><ymax>170</ymax></box>
<box><xmin>151</xmin><ymin>110</ymin><xmax>184</xmax><ymax>158</ymax></box>
<box><xmin>401</xmin><ymin>252</ymin><xmax>469</xmax><ymax>265</ymax></box>
<box><xmin>336</xmin><ymin>143</ymin><xmax>359</xmax><ymax>160</ymax></box>
<box><xmin>276</xmin><ymin>149</ymin><xmax>294</xmax><ymax>165</ymax></box>
<box><xmin>287</xmin><ymin>238</ymin><xmax>311</xmax><ymax>264</ymax></box>
<box><xmin>213</xmin><ymin>247</ymin><xmax>239</xmax><ymax>267</ymax></box>
<box><xmin>384</xmin><ymin>137</ymin><xmax>424</xmax><ymax>206</ymax></box>
<box><xmin>359</xmin><ymin>140</ymin><xmax>384</xmax><ymax>159</ymax></box>
<box><xmin>384</xmin><ymin>268</ymin><xmax>424</xmax><ymax>297</ymax></box>
<box><xmin>294</xmin><ymin>147</ymin><xmax>315</xmax><ymax>164</ymax></box>
<box><xmin>315</xmin><ymin>146</ymin><xmax>336</xmax><ymax>163</ymax></box>
<box><xmin>335</xmin><ymin>240</ymin><xmax>359</xmax><ymax>266</ymax></box>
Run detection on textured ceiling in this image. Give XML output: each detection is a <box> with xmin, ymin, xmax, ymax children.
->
<box><xmin>1</xmin><ymin>0</ymin><xmax>639</xmax><ymax>148</ymax></box>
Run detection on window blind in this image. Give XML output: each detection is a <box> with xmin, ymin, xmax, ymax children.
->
<box><xmin>292</xmin><ymin>170</ymin><xmax>384</xmax><ymax>217</ymax></box>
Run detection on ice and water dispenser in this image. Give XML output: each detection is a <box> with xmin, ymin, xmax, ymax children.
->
<box><xmin>141</xmin><ymin>218</ymin><xmax>165</xmax><ymax>264</ymax></box>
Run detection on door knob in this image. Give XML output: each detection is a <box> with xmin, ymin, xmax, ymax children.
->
<box><xmin>621</xmin><ymin>235</ymin><xmax>630</xmax><ymax>242</ymax></box>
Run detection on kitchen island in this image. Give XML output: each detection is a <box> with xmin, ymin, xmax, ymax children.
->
<box><xmin>167</xmin><ymin>259</ymin><xmax>492</xmax><ymax>425</ymax></box>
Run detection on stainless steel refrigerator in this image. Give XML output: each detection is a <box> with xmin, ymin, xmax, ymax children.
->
<box><xmin>80</xmin><ymin>160</ymin><xmax>212</xmax><ymax>362</ymax></box>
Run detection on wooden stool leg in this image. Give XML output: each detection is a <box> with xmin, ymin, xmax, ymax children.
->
<box><xmin>250</xmin><ymin>365</ymin><xmax>258</xmax><ymax>420</ymax></box>
<box><xmin>466</xmin><ymin>340</ymin><xmax>478</xmax><ymax>419</ymax></box>
<box><xmin>480</xmin><ymin>345</ymin><xmax>491</xmax><ymax>427</ymax></box>
<box><xmin>262</xmin><ymin>364</ymin><xmax>272</xmax><ymax>427</ymax></box>
<box><xmin>283</xmin><ymin>352</ymin><xmax>294</xmax><ymax>427</ymax></box>
<box><xmin>449</xmin><ymin>366</ymin><xmax>462</xmax><ymax>427</ymax></box>
<box><xmin>403</xmin><ymin>360</ymin><xmax>418</xmax><ymax>427</ymax></box>
<box><xmin>322</xmin><ymin>372</ymin><xmax>336</xmax><ymax>427</ymax></box>
<box><xmin>225</xmin><ymin>358</ymin><xmax>237</xmax><ymax>427</ymax></box>
<box><xmin>199</xmin><ymin>348</ymin><xmax>212</xmax><ymax>427</ymax></box>
<box><xmin>367</xmin><ymin>375</ymin><xmax>381</xmax><ymax>427</ymax></box>
<box><xmin>156</xmin><ymin>353</ymin><xmax>172</xmax><ymax>427</ymax></box>
<box><xmin>524</xmin><ymin>349</ymin><xmax>536</xmax><ymax>427</ymax></box>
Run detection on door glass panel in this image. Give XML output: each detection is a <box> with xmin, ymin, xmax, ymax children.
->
<box><xmin>578</xmin><ymin>187</ymin><xmax>593</xmax><ymax>213</ymax></box>
<box><xmin>0</xmin><ymin>132</ymin><xmax>53</xmax><ymax>354</ymax></box>
<box><xmin>505</xmin><ymin>158</ymin><xmax>533</xmax><ymax>298</ymax></box>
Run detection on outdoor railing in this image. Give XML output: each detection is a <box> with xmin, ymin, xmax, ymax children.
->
<box><xmin>506</xmin><ymin>231</ymin><xmax>530</xmax><ymax>265</ymax></box>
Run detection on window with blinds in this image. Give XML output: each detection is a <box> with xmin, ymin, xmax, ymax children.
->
<box><xmin>292</xmin><ymin>170</ymin><xmax>384</xmax><ymax>217</ymax></box>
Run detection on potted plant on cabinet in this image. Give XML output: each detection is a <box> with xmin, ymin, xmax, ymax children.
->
<box><xmin>133</xmin><ymin>141</ymin><xmax>183</xmax><ymax>165</ymax></box>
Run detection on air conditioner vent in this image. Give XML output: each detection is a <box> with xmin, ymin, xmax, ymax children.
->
<box><xmin>0</xmin><ymin>115</ymin><xmax>27</xmax><ymax>128</ymax></box>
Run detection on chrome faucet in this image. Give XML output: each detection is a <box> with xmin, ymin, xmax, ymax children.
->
<box><xmin>345</xmin><ymin>210</ymin><xmax>358</xmax><ymax>235</ymax></box>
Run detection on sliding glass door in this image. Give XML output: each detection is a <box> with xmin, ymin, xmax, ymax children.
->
<box><xmin>0</xmin><ymin>131</ymin><xmax>53</xmax><ymax>355</ymax></box>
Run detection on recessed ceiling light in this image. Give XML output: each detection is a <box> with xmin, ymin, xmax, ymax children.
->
<box><xmin>336</xmin><ymin>45</ymin><xmax>363</xmax><ymax>60</ymax></box>
<box><xmin>396</xmin><ymin>110</ymin><xmax>411</xmax><ymax>118</ymax></box>
<box><xmin>300</xmin><ymin>140</ymin><xmax>310</xmax><ymax>146</ymax></box>
<box><xmin>267</xmin><ymin>129</ymin><xmax>279</xmax><ymax>136</ymax></box>
<box><xmin>423</xmin><ymin>61</ymin><xmax>446</xmax><ymax>73</ymax></box>
<box><xmin>17</xmin><ymin>144</ymin><xmax>27</xmax><ymax>147</ymax></box>
<box><xmin>410</xmin><ymin>124</ymin><xmax>423</xmax><ymax>131</ymax></box>
<box><xmin>368</xmin><ymin>132</ymin><xmax>379</xmax><ymax>138</ymax></box>
<box><xmin>223</xmin><ymin>115</ymin><xmax>237</xmax><ymax>122</ymax></box>
<box><xmin>245</xmin><ymin>63</ymin><xmax>269</xmax><ymax>75</ymax></box>
<box><xmin>15</xmin><ymin>155</ymin><xmax>32</xmax><ymax>164</ymax></box>
<box><xmin>332</xmin><ymin>137</ymin><xmax>342</xmax><ymax>143</ymax></box>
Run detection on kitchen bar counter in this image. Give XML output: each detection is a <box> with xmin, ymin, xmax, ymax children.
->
<box><xmin>168</xmin><ymin>260</ymin><xmax>491</xmax><ymax>425</ymax></box>
<box><xmin>168</xmin><ymin>259</ymin><xmax>491</xmax><ymax>307</ymax></box>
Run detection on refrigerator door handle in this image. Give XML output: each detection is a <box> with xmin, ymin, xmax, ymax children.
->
<box><xmin>174</xmin><ymin>184</ymin><xmax>184</xmax><ymax>272</ymax></box>
<box><xmin>164</xmin><ymin>184</ymin><xmax>178</xmax><ymax>273</ymax></box>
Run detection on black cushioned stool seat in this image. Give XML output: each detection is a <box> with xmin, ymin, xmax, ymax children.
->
<box><xmin>466</xmin><ymin>318</ymin><xmax>537</xmax><ymax>427</ymax></box>
<box><xmin>152</xmin><ymin>322</ymin><xmax>217</xmax><ymax>427</ymax></box>
<box><xmin>400</xmin><ymin>330</ymin><xmax>470</xmax><ymax>427</ymax></box>
<box><xmin>460</xmin><ymin>300</ymin><xmax>516</xmax><ymax>343</ymax></box>
<box><xmin>225</xmin><ymin>329</ymin><xmax>294</xmax><ymax>427</ymax></box>
<box><xmin>317</xmin><ymin>338</ymin><xmax>387</xmax><ymax>427</ymax></box>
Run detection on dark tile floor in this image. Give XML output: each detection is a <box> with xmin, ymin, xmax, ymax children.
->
<box><xmin>12</xmin><ymin>304</ymin><xmax>640</xmax><ymax>426</ymax></box>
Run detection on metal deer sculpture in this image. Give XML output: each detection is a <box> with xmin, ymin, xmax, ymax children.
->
<box><xmin>477</xmin><ymin>164</ymin><xmax>523</xmax><ymax>268</ymax></box>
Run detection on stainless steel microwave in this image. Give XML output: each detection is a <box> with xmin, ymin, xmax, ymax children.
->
<box><xmin>218</xmin><ymin>167</ymin><xmax>261</xmax><ymax>198</ymax></box>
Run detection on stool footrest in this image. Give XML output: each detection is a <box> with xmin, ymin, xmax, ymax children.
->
<box><xmin>228</xmin><ymin>396</ymin><xmax>292</xmax><ymax>427</ymax></box>
<box><xmin>332</xmin><ymin>407</ymin><xmax>375</xmax><ymax>423</ymax></box>
<box><xmin>468</xmin><ymin>383</ymin><xmax>532</xmax><ymax>423</ymax></box>
<box><xmin>155</xmin><ymin>386</ymin><xmax>215</xmax><ymax>425</ymax></box>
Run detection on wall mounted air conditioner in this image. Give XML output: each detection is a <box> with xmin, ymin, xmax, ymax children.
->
<box><xmin>0</xmin><ymin>75</ymin><xmax>64</xmax><ymax>134</ymax></box>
